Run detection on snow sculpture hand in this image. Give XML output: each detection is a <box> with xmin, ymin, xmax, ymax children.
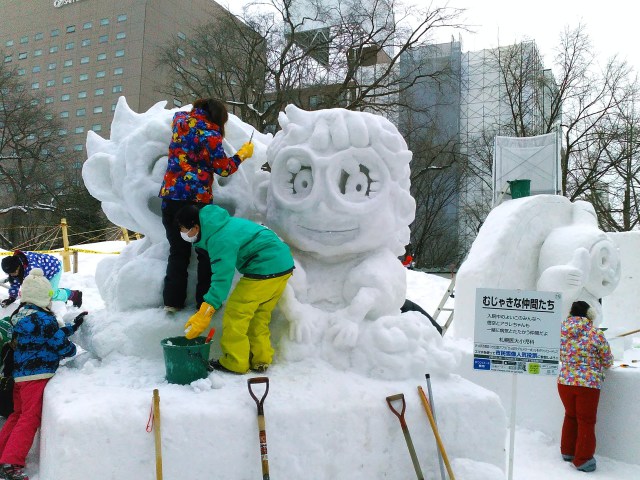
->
<box><xmin>327</xmin><ymin>319</ymin><xmax>360</xmax><ymax>349</ymax></box>
<box><xmin>537</xmin><ymin>247</ymin><xmax>590</xmax><ymax>298</ymax></box>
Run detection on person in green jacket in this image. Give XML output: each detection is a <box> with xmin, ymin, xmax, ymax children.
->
<box><xmin>176</xmin><ymin>204</ymin><xmax>294</xmax><ymax>374</ymax></box>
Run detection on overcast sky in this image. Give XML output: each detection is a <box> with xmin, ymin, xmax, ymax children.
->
<box><xmin>221</xmin><ymin>0</ymin><xmax>639</xmax><ymax>75</ymax></box>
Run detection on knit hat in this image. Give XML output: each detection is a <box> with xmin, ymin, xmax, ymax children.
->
<box><xmin>20</xmin><ymin>268</ymin><xmax>53</xmax><ymax>309</ymax></box>
<box><xmin>1</xmin><ymin>255</ymin><xmax>21</xmax><ymax>274</ymax></box>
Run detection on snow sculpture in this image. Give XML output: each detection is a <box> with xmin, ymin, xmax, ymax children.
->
<box><xmin>536</xmin><ymin>201</ymin><xmax>621</xmax><ymax>323</ymax></box>
<box><xmin>82</xmin><ymin>97</ymin><xmax>270</xmax><ymax>310</ymax></box>
<box><xmin>454</xmin><ymin>195</ymin><xmax>620</xmax><ymax>339</ymax></box>
<box><xmin>257</xmin><ymin>105</ymin><xmax>455</xmax><ymax>378</ymax></box>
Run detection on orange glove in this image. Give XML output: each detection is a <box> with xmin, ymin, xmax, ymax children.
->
<box><xmin>236</xmin><ymin>142</ymin><xmax>254</xmax><ymax>161</ymax></box>
<box><xmin>184</xmin><ymin>302</ymin><xmax>215</xmax><ymax>340</ymax></box>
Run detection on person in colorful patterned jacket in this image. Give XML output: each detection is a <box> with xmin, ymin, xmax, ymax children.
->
<box><xmin>177</xmin><ymin>204</ymin><xmax>294</xmax><ymax>374</ymax></box>
<box><xmin>1</xmin><ymin>251</ymin><xmax>82</xmax><ymax>309</ymax></box>
<box><xmin>0</xmin><ymin>268</ymin><xmax>86</xmax><ymax>480</ymax></box>
<box><xmin>158</xmin><ymin>98</ymin><xmax>254</xmax><ymax>312</ymax></box>
<box><xmin>557</xmin><ymin>300</ymin><xmax>613</xmax><ymax>473</ymax></box>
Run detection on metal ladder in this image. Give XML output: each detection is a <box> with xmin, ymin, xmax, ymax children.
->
<box><xmin>433</xmin><ymin>273</ymin><xmax>456</xmax><ymax>335</ymax></box>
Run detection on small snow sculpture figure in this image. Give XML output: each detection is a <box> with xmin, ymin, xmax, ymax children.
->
<box><xmin>254</xmin><ymin>105</ymin><xmax>456</xmax><ymax>379</ymax></box>
<box><xmin>537</xmin><ymin>201</ymin><xmax>621</xmax><ymax>322</ymax></box>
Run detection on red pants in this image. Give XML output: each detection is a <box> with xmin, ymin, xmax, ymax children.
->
<box><xmin>0</xmin><ymin>379</ymin><xmax>49</xmax><ymax>466</ymax></box>
<box><xmin>557</xmin><ymin>383</ymin><xmax>601</xmax><ymax>467</ymax></box>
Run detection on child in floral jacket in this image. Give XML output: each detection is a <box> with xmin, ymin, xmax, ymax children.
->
<box><xmin>557</xmin><ymin>300</ymin><xmax>613</xmax><ymax>473</ymax></box>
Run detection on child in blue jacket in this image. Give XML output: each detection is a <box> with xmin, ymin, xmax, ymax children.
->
<box><xmin>0</xmin><ymin>269</ymin><xmax>86</xmax><ymax>480</ymax></box>
<box><xmin>1</xmin><ymin>251</ymin><xmax>82</xmax><ymax>309</ymax></box>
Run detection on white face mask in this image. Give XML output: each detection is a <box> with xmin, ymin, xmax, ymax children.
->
<box><xmin>180</xmin><ymin>230</ymin><xmax>198</xmax><ymax>243</ymax></box>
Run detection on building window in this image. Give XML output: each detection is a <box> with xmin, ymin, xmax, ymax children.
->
<box><xmin>5</xmin><ymin>40</ymin><xmax>14</xmax><ymax>47</ymax></box>
<box><xmin>46</xmin><ymin>79</ymin><xmax>55</xmax><ymax>87</ymax></box>
<box><xmin>80</xmin><ymin>56</ymin><xmax>89</xmax><ymax>64</ymax></box>
<box><xmin>111</xmin><ymin>103</ymin><xmax>117</xmax><ymax>111</ymax></box>
<box><xmin>31</xmin><ymin>82</ymin><xmax>39</xmax><ymax>90</ymax></box>
<box><xmin>112</xmin><ymin>85</ymin><xmax>123</xmax><ymax>93</ymax></box>
<box><xmin>100</xmin><ymin>18</ymin><xmax>109</xmax><ymax>26</ymax></box>
<box><xmin>115</xmin><ymin>49</ymin><xmax>125</xmax><ymax>58</ymax></box>
<box><xmin>76</xmin><ymin>108</ymin><xmax>86</xmax><ymax>117</ymax></box>
<box><xmin>78</xmin><ymin>91</ymin><xmax>87</xmax><ymax>98</ymax></box>
<box><xmin>173</xmin><ymin>98</ymin><xmax>183</xmax><ymax>107</ymax></box>
<box><xmin>79</xmin><ymin>73</ymin><xmax>89</xmax><ymax>81</ymax></box>
<box><xmin>73</xmin><ymin>144</ymin><xmax>83</xmax><ymax>151</ymax></box>
<box><xmin>97</xmin><ymin>53</ymin><xmax>107</xmax><ymax>61</ymax></box>
<box><xmin>51</xmin><ymin>29</ymin><xmax>60</xmax><ymax>37</ymax></box>
<box><xmin>60</xmin><ymin>111</ymin><xmax>69</xmax><ymax>118</ymax></box>
<box><xmin>174</xmin><ymin>82</ymin><xmax>183</xmax><ymax>91</ymax></box>
<box><xmin>32</xmin><ymin>65</ymin><xmax>40</xmax><ymax>73</ymax></box>
<box><xmin>95</xmin><ymin>88</ymin><xmax>104</xmax><ymax>96</ymax></box>
<box><xmin>59</xmin><ymin>129</ymin><xmax>67</xmax><ymax>136</ymax></box>
<box><xmin>49</xmin><ymin>46</ymin><xmax>58</xmax><ymax>53</ymax></box>
<box><xmin>65</xmin><ymin>42</ymin><xmax>74</xmax><ymax>50</ymax></box>
<box><xmin>81</xmin><ymin>39</ymin><xmax>91</xmax><ymax>47</ymax></box>
<box><xmin>61</xmin><ymin>94</ymin><xmax>70</xmax><ymax>101</ymax></box>
<box><xmin>34</xmin><ymin>33</ymin><xmax>44</xmax><ymax>41</ymax></box>
<box><xmin>48</xmin><ymin>62</ymin><xmax>56</xmax><ymax>70</ymax></box>
<box><xmin>20</xmin><ymin>36</ymin><xmax>28</xmax><ymax>44</ymax></box>
<box><xmin>58</xmin><ymin>146</ymin><xmax>66</xmax><ymax>153</ymax></box>
<box><xmin>83</xmin><ymin>22</ymin><xmax>92</xmax><ymax>30</ymax></box>
<box><xmin>177</xmin><ymin>32</ymin><xmax>186</xmax><ymax>40</ymax></box>
<box><xmin>92</xmin><ymin>124</ymin><xmax>102</xmax><ymax>131</ymax></box>
<box><xmin>177</xmin><ymin>48</ymin><xmax>185</xmax><ymax>57</ymax></box>
<box><xmin>62</xmin><ymin>76</ymin><xmax>72</xmax><ymax>84</ymax></box>
<box><xmin>116</xmin><ymin>32</ymin><xmax>126</xmax><ymax>40</ymax></box>
<box><xmin>93</xmin><ymin>106</ymin><xmax>103</xmax><ymax>113</ymax></box>
<box><xmin>18</xmin><ymin>52</ymin><xmax>27</xmax><ymax>60</ymax></box>
<box><xmin>34</xmin><ymin>49</ymin><xmax>42</xmax><ymax>57</ymax></box>
<box><xmin>3</xmin><ymin>56</ymin><xmax>11</xmax><ymax>63</ymax></box>
<box><xmin>75</xmin><ymin>126</ymin><xmax>84</xmax><ymax>134</ymax></box>
<box><xmin>113</xmin><ymin>67</ymin><xmax>123</xmax><ymax>75</ymax></box>
<box><xmin>64</xmin><ymin>59</ymin><xmax>73</xmax><ymax>67</ymax></box>
<box><xmin>45</xmin><ymin>113</ymin><xmax>53</xmax><ymax>120</ymax></box>
<box><xmin>117</xmin><ymin>14</ymin><xmax>127</xmax><ymax>22</ymax></box>
<box><xmin>96</xmin><ymin>70</ymin><xmax>106</xmax><ymax>78</ymax></box>
<box><xmin>66</xmin><ymin>25</ymin><xmax>76</xmax><ymax>33</ymax></box>
<box><xmin>17</xmin><ymin>68</ymin><xmax>25</xmax><ymax>76</ymax></box>
<box><xmin>99</xmin><ymin>35</ymin><xmax>108</xmax><ymax>43</ymax></box>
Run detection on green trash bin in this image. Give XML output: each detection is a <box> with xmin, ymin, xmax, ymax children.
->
<box><xmin>508</xmin><ymin>179</ymin><xmax>531</xmax><ymax>199</ymax></box>
<box><xmin>161</xmin><ymin>336</ymin><xmax>211</xmax><ymax>385</ymax></box>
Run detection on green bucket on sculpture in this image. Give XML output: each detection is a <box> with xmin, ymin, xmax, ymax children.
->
<box><xmin>161</xmin><ymin>336</ymin><xmax>211</xmax><ymax>385</ymax></box>
<box><xmin>508</xmin><ymin>179</ymin><xmax>531</xmax><ymax>199</ymax></box>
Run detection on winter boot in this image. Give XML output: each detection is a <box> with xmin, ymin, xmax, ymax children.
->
<box><xmin>68</xmin><ymin>290</ymin><xmax>83</xmax><ymax>308</ymax></box>
<box><xmin>561</xmin><ymin>454</ymin><xmax>574</xmax><ymax>462</ymax></box>
<box><xmin>0</xmin><ymin>464</ymin><xmax>29</xmax><ymax>480</ymax></box>
<box><xmin>575</xmin><ymin>458</ymin><xmax>596</xmax><ymax>472</ymax></box>
<box><xmin>251</xmin><ymin>363</ymin><xmax>270</xmax><ymax>373</ymax></box>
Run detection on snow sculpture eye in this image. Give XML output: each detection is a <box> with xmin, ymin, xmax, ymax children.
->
<box><xmin>338</xmin><ymin>158</ymin><xmax>380</xmax><ymax>201</ymax></box>
<box><xmin>285</xmin><ymin>157</ymin><xmax>313</xmax><ymax>199</ymax></box>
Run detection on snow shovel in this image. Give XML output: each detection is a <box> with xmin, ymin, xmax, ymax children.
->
<box><xmin>386</xmin><ymin>393</ymin><xmax>424</xmax><ymax>480</ymax></box>
<box><xmin>425</xmin><ymin>374</ymin><xmax>446</xmax><ymax>480</ymax></box>
<box><xmin>248</xmin><ymin>376</ymin><xmax>270</xmax><ymax>480</ymax></box>
<box><xmin>418</xmin><ymin>386</ymin><xmax>455</xmax><ymax>480</ymax></box>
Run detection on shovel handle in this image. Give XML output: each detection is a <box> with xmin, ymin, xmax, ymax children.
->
<box><xmin>248</xmin><ymin>376</ymin><xmax>269</xmax><ymax>415</ymax></box>
<box><xmin>386</xmin><ymin>393</ymin><xmax>407</xmax><ymax>428</ymax></box>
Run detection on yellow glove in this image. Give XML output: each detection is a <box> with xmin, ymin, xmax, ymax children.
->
<box><xmin>236</xmin><ymin>142</ymin><xmax>254</xmax><ymax>161</ymax></box>
<box><xmin>184</xmin><ymin>302</ymin><xmax>215</xmax><ymax>340</ymax></box>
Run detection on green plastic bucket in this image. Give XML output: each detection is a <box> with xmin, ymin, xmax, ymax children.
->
<box><xmin>508</xmin><ymin>179</ymin><xmax>531</xmax><ymax>199</ymax></box>
<box><xmin>161</xmin><ymin>336</ymin><xmax>211</xmax><ymax>385</ymax></box>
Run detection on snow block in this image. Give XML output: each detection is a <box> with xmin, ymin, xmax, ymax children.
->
<box><xmin>39</xmin><ymin>359</ymin><xmax>507</xmax><ymax>480</ymax></box>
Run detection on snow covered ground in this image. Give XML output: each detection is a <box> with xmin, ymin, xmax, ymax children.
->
<box><xmin>1</xmin><ymin>242</ymin><xmax>638</xmax><ymax>479</ymax></box>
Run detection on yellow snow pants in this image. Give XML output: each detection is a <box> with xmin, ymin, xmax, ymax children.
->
<box><xmin>218</xmin><ymin>273</ymin><xmax>291</xmax><ymax>373</ymax></box>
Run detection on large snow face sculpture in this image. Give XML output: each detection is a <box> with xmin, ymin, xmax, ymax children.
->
<box><xmin>258</xmin><ymin>106</ymin><xmax>454</xmax><ymax>379</ymax></box>
<box><xmin>454</xmin><ymin>196</ymin><xmax>621</xmax><ymax>339</ymax></box>
<box><xmin>536</xmin><ymin>201</ymin><xmax>621</xmax><ymax>323</ymax></box>
<box><xmin>82</xmin><ymin>97</ymin><xmax>269</xmax><ymax>310</ymax></box>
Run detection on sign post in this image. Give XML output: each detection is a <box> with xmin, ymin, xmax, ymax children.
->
<box><xmin>473</xmin><ymin>288</ymin><xmax>562</xmax><ymax>480</ymax></box>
